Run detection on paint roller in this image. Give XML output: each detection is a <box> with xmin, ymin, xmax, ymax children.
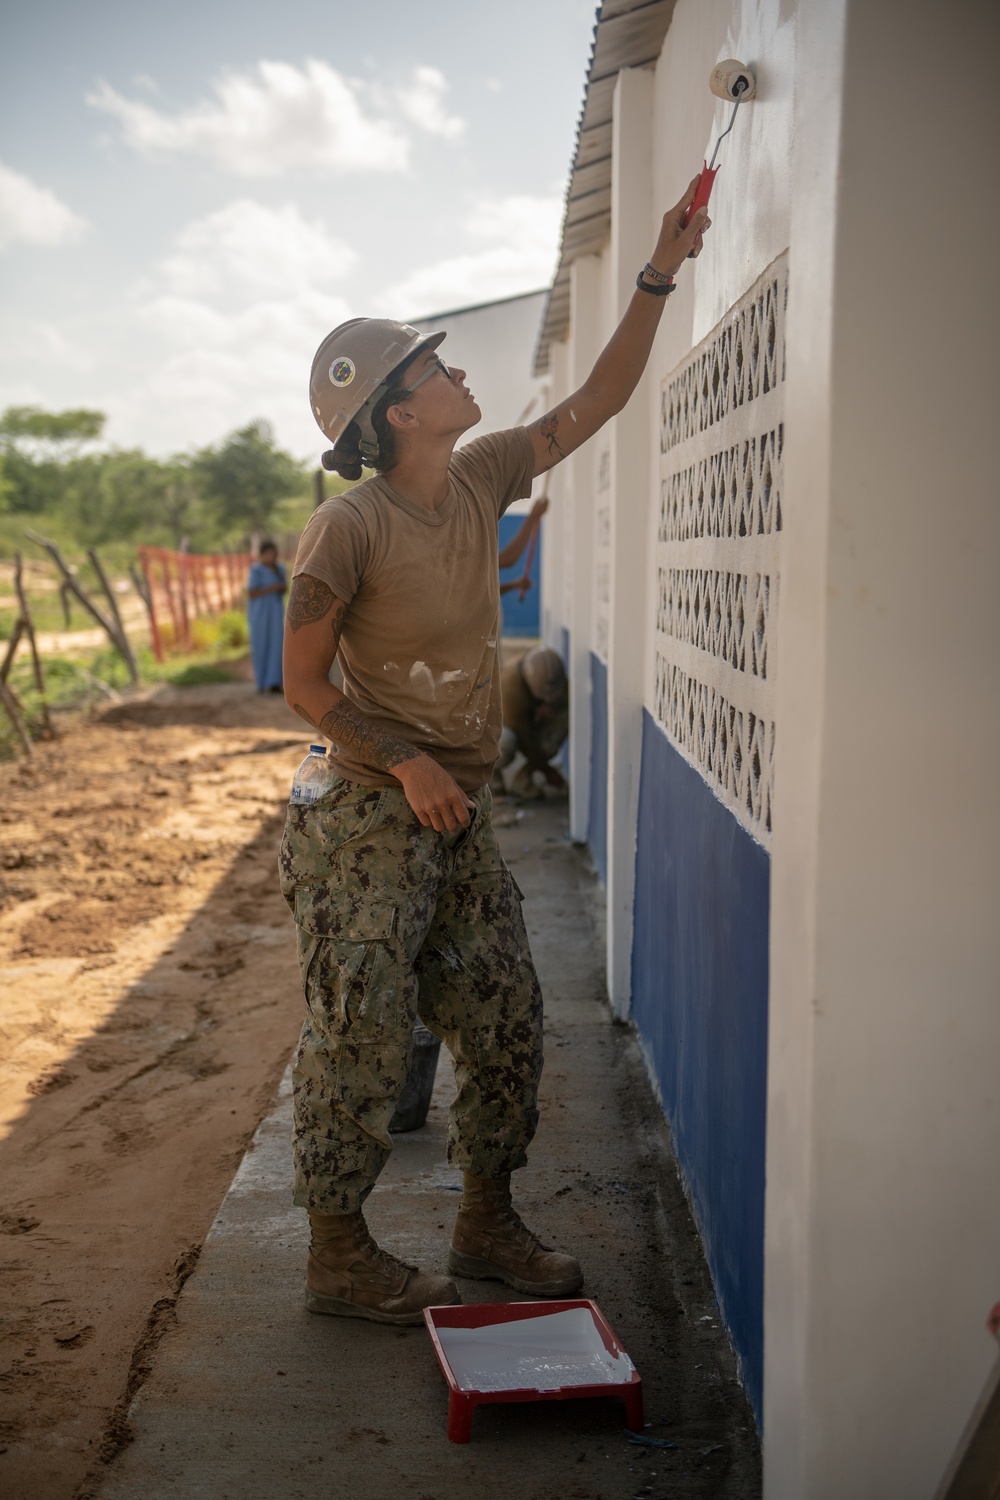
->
<box><xmin>681</xmin><ymin>59</ymin><xmax>756</xmax><ymax>231</ymax></box>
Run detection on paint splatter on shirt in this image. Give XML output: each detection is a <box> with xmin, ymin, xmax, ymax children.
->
<box><xmin>292</xmin><ymin>427</ymin><xmax>534</xmax><ymax>791</ymax></box>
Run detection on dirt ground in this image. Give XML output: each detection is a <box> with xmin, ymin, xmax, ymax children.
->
<box><xmin>1</xmin><ymin>675</ymin><xmax>762</xmax><ymax>1500</ymax></box>
<box><xmin>0</xmin><ymin>683</ymin><xmax>310</xmax><ymax>1499</ymax></box>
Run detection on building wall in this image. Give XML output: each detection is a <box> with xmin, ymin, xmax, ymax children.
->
<box><xmin>764</xmin><ymin>3</ymin><xmax>1000</xmax><ymax>1495</ymax></box>
<box><xmin>497</xmin><ymin>512</ymin><xmax>541</xmax><ymax>637</ymax></box>
<box><xmin>412</xmin><ymin>289</ymin><xmax>549</xmax><ymax>442</ymax></box>
<box><xmin>541</xmin><ymin>0</ymin><xmax>1000</xmax><ymax>1490</ymax></box>
<box><xmin>542</xmin><ymin>0</ymin><xmax>796</xmax><ymax>1421</ymax></box>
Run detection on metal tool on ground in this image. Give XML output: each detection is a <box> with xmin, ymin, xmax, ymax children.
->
<box><xmin>681</xmin><ymin>59</ymin><xmax>757</xmax><ymax>230</ymax></box>
<box><xmin>388</xmin><ymin>1019</ymin><xmax>442</xmax><ymax>1132</ymax></box>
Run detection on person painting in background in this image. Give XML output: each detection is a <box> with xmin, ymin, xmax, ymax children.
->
<box><xmin>495</xmin><ymin>645</ymin><xmax>568</xmax><ymax>798</ymax></box>
<box><xmin>498</xmin><ymin>494</ymin><xmax>547</xmax><ymax>597</ymax></box>
<box><xmin>246</xmin><ymin>540</ymin><xmax>287</xmax><ymax>693</ymax></box>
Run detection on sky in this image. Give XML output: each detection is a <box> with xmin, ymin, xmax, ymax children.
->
<box><xmin>0</xmin><ymin>0</ymin><xmax>597</xmax><ymax>459</ymax></box>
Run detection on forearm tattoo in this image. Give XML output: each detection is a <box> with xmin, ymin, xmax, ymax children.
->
<box><xmin>539</xmin><ymin>410</ymin><xmax>565</xmax><ymax>461</ymax></box>
<box><xmin>292</xmin><ymin>699</ymin><xmax>420</xmax><ymax>773</ymax></box>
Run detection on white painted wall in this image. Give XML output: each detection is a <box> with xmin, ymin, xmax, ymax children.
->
<box><xmin>605</xmin><ymin>66</ymin><xmax>656</xmax><ymax>1016</ymax></box>
<box><xmin>565</xmin><ymin>255</ymin><xmax>602</xmax><ymax>842</ymax></box>
<box><xmin>766</xmin><ymin>2</ymin><xmax>1000</xmax><ymax>1494</ymax></box>
<box><xmin>648</xmin><ymin>0</ymin><xmax>795</xmax><ymax>375</ymax></box>
<box><xmin>540</xmin><ymin>0</ymin><xmax>1000</xmax><ymax>1482</ymax></box>
<box><xmin>543</xmin><ymin>0</ymin><xmax>799</xmax><ymax>978</ymax></box>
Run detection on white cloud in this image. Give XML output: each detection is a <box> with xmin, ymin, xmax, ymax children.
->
<box><xmin>391</xmin><ymin>66</ymin><xmax>465</xmax><ymax>139</ymax></box>
<box><xmin>377</xmin><ymin>193</ymin><xmax>561</xmax><ymax>319</ymax></box>
<box><xmin>87</xmin><ymin>59</ymin><xmax>464</xmax><ymax>177</ymax></box>
<box><xmin>114</xmin><ymin>199</ymin><xmax>355</xmax><ymax>452</ymax></box>
<box><xmin>143</xmin><ymin>198</ymin><xmax>357</xmax><ymax>303</ymax></box>
<box><xmin>0</xmin><ymin>159</ymin><xmax>88</xmax><ymax>250</ymax></box>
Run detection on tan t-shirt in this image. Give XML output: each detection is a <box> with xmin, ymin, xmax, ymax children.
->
<box><xmin>293</xmin><ymin>427</ymin><xmax>535</xmax><ymax>791</ymax></box>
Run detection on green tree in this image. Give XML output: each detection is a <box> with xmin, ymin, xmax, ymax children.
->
<box><xmin>190</xmin><ymin>420</ymin><xmax>306</xmax><ymax>535</ymax></box>
<box><xmin>0</xmin><ymin>405</ymin><xmax>107</xmax><ymax>516</ymax></box>
<box><xmin>60</xmin><ymin>450</ymin><xmax>194</xmax><ymax>548</ymax></box>
<box><xmin>0</xmin><ymin>405</ymin><xmax>105</xmax><ymax>460</ymax></box>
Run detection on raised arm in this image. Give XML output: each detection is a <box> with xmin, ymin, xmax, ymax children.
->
<box><xmin>526</xmin><ymin>180</ymin><xmax>710</xmax><ymax>478</ymax></box>
<box><xmin>498</xmin><ymin>496</ymin><xmax>548</xmax><ymax>569</ymax></box>
<box><xmin>283</xmin><ymin>574</ymin><xmax>474</xmax><ymax>831</ymax></box>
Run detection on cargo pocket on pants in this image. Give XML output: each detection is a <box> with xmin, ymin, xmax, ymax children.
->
<box><xmin>294</xmin><ymin>887</ymin><xmax>401</xmax><ymax>1043</ymax></box>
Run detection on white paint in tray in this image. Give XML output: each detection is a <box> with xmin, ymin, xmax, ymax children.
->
<box><xmin>435</xmin><ymin>1307</ymin><xmax>636</xmax><ymax>1394</ymax></box>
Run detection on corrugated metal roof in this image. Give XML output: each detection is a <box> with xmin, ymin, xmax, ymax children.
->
<box><xmin>533</xmin><ymin>0</ymin><xmax>678</xmax><ymax>375</ymax></box>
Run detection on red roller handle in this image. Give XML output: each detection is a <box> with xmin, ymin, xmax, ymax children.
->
<box><xmin>680</xmin><ymin>161</ymin><xmax>719</xmax><ymax>230</ymax></box>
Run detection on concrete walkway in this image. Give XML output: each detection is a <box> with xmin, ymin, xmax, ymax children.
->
<box><xmin>95</xmin><ymin>800</ymin><xmax>761</xmax><ymax>1500</ymax></box>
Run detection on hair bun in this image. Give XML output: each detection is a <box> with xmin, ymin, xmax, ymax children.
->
<box><xmin>334</xmin><ymin>454</ymin><xmax>363</xmax><ymax>481</ymax></box>
<box><xmin>321</xmin><ymin>423</ymin><xmax>365</xmax><ymax>481</ymax></box>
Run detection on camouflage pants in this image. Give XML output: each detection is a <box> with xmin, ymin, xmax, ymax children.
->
<box><xmin>279</xmin><ymin>778</ymin><xmax>543</xmax><ymax>1215</ymax></box>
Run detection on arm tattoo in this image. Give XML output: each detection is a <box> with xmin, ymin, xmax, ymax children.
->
<box><xmin>292</xmin><ymin>700</ymin><xmax>420</xmax><ymax>773</ymax></box>
<box><xmin>539</xmin><ymin>410</ymin><xmax>565</xmax><ymax>461</ymax></box>
<box><xmin>287</xmin><ymin>573</ymin><xmax>339</xmax><ymax>632</ymax></box>
<box><xmin>328</xmin><ymin>598</ymin><xmax>348</xmax><ymax>640</ymax></box>
<box><xmin>318</xmin><ymin>701</ymin><xmax>421</xmax><ymax>773</ymax></box>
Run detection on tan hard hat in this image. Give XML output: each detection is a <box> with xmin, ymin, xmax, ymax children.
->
<box><xmin>521</xmin><ymin>647</ymin><xmax>566</xmax><ymax>702</ymax></box>
<box><xmin>309</xmin><ymin>318</ymin><xmax>445</xmax><ymax>461</ymax></box>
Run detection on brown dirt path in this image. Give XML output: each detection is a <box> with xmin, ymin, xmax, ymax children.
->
<box><xmin>0</xmin><ymin>685</ymin><xmax>310</xmax><ymax>1499</ymax></box>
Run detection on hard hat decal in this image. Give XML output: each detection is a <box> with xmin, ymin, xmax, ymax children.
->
<box><xmin>328</xmin><ymin>357</ymin><xmax>356</xmax><ymax>388</ymax></box>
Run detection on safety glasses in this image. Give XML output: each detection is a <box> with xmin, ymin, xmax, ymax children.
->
<box><xmin>405</xmin><ymin>355</ymin><xmax>453</xmax><ymax>395</ymax></box>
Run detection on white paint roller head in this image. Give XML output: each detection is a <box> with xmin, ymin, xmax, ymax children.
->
<box><xmin>680</xmin><ymin>60</ymin><xmax>757</xmax><ymax>230</ymax></box>
<box><xmin>709</xmin><ymin>59</ymin><xmax>756</xmax><ymax>103</ymax></box>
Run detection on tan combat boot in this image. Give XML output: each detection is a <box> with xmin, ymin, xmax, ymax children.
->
<box><xmin>448</xmin><ymin>1173</ymin><xmax>583</xmax><ymax>1297</ymax></box>
<box><xmin>306</xmin><ymin>1210</ymin><xmax>460</xmax><ymax>1326</ymax></box>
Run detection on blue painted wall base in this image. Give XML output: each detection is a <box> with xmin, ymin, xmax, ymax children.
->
<box><xmin>498</xmin><ymin>513</ymin><xmax>541</xmax><ymax>636</ymax></box>
<box><xmin>631</xmin><ymin>710</ymin><xmax>769</xmax><ymax>1425</ymax></box>
<box><xmin>587</xmin><ymin>653</ymin><xmax>608</xmax><ymax>886</ymax></box>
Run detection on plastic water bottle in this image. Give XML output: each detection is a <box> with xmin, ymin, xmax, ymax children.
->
<box><xmin>289</xmin><ymin>744</ymin><xmax>330</xmax><ymax>806</ymax></box>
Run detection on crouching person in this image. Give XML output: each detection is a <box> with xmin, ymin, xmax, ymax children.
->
<box><xmin>495</xmin><ymin>646</ymin><xmax>569</xmax><ymax>799</ymax></box>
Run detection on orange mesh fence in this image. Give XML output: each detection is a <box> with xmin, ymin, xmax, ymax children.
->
<box><xmin>138</xmin><ymin>546</ymin><xmax>253</xmax><ymax>662</ymax></box>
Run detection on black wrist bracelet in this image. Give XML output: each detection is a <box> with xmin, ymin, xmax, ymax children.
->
<box><xmin>636</xmin><ymin>271</ymin><xmax>676</xmax><ymax>296</ymax></box>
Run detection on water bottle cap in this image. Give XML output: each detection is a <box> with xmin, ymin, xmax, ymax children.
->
<box><xmin>309</xmin><ymin>743</ymin><xmax>326</xmax><ymax>755</ymax></box>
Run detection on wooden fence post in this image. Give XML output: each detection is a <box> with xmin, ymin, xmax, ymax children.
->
<box><xmin>13</xmin><ymin>551</ymin><xmax>54</xmax><ymax>737</ymax></box>
<box><xmin>23</xmin><ymin>530</ymin><xmax>139</xmax><ymax>686</ymax></box>
<box><xmin>0</xmin><ymin>678</ymin><xmax>32</xmax><ymax>756</ymax></box>
<box><xmin>87</xmin><ymin>547</ymin><xmax>139</xmax><ymax>684</ymax></box>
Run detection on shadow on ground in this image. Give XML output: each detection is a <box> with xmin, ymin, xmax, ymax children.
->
<box><xmin>91</xmin><ymin>798</ymin><xmax>762</xmax><ymax>1500</ymax></box>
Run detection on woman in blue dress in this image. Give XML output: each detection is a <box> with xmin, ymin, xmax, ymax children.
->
<box><xmin>246</xmin><ymin>540</ymin><xmax>287</xmax><ymax>692</ymax></box>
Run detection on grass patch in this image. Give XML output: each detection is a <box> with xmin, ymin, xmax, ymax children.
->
<box><xmin>0</xmin><ymin>631</ymin><xmax>252</xmax><ymax>759</ymax></box>
<box><xmin>163</xmin><ymin>659</ymin><xmax>245</xmax><ymax>688</ymax></box>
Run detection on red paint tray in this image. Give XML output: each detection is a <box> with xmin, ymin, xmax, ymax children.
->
<box><xmin>423</xmin><ymin>1299</ymin><xmax>643</xmax><ymax>1443</ymax></box>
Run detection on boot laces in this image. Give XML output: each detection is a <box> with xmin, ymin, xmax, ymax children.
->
<box><xmin>494</xmin><ymin>1200</ymin><xmax>547</xmax><ymax>1255</ymax></box>
<box><xmin>353</xmin><ymin>1218</ymin><xmax>417</xmax><ymax>1278</ymax></box>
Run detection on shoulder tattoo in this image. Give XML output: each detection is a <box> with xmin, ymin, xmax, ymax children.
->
<box><xmin>287</xmin><ymin>574</ymin><xmax>343</xmax><ymax>633</ymax></box>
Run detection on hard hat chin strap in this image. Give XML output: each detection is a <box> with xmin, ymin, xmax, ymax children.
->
<box><xmin>354</xmin><ymin>380</ymin><xmax>390</xmax><ymax>464</ymax></box>
<box><xmin>351</xmin><ymin>350</ymin><xmax>430</xmax><ymax>464</ymax></box>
